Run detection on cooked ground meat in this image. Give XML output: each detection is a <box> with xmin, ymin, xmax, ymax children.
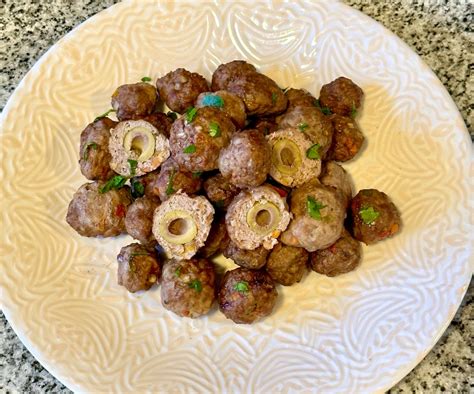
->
<box><xmin>198</xmin><ymin>214</ymin><xmax>229</xmax><ymax>258</ymax></box>
<box><xmin>310</xmin><ymin>229</ymin><xmax>361</xmax><ymax>277</ymax></box>
<box><xmin>161</xmin><ymin>258</ymin><xmax>216</xmax><ymax>318</ymax></box>
<box><xmin>218</xmin><ymin>268</ymin><xmax>278</xmax><ymax>324</ymax></box>
<box><xmin>211</xmin><ymin>60</ymin><xmax>257</xmax><ymax>91</ymax></box>
<box><xmin>285</xmin><ymin>88</ymin><xmax>317</xmax><ymax>109</ymax></box>
<box><xmin>327</xmin><ymin>114</ymin><xmax>364</xmax><ymax>162</ymax></box>
<box><xmin>203</xmin><ymin>173</ymin><xmax>240</xmax><ymax>209</ymax></box>
<box><xmin>117</xmin><ymin>243</ymin><xmax>161</xmax><ymax>292</ymax></box>
<box><xmin>319</xmin><ymin>77</ymin><xmax>364</xmax><ymax>117</ymax></box>
<box><xmin>111</xmin><ymin>82</ymin><xmax>157</xmax><ymax>121</ymax></box>
<box><xmin>223</xmin><ymin>239</ymin><xmax>270</xmax><ymax>269</ymax></box>
<box><xmin>266</xmin><ymin>243</ymin><xmax>308</xmax><ymax>285</ymax></box>
<box><xmin>319</xmin><ymin>161</ymin><xmax>353</xmax><ymax>208</ymax></box>
<box><xmin>125</xmin><ymin>196</ymin><xmax>160</xmax><ymax>245</ymax></box>
<box><xmin>196</xmin><ymin>90</ymin><xmax>247</xmax><ymax>129</ymax></box>
<box><xmin>139</xmin><ymin>112</ymin><xmax>174</xmax><ymax>139</ymax></box>
<box><xmin>218</xmin><ymin>129</ymin><xmax>271</xmax><ymax>188</ymax></box>
<box><xmin>350</xmin><ymin>189</ymin><xmax>401</xmax><ymax>245</ymax></box>
<box><xmin>66</xmin><ymin>182</ymin><xmax>132</xmax><ymax>237</ymax></box>
<box><xmin>249</xmin><ymin>116</ymin><xmax>278</xmax><ymax>135</ymax></box>
<box><xmin>156</xmin><ymin>68</ymin><xmax>209</xmax><ymax>114</ymax></box>
<box><xmin>79</xmin><ymin>117</ymin><xmax>117</xmax><ymax>181</ymax></box>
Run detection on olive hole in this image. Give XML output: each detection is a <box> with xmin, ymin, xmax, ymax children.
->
<box><xmin>255</xmin><ymin>209</ymin><xmax>271</xmax><ymax>227</ymax></box>
<box><xmin>168</xmin><ymin>218</ymin><xmax>188</xmax><ymax>235</ymax></box>
<box><xmin>131</xmin><ymin>135</ymin><xmax>147</xmax><ymax>156</ymax></box>
<box><xmin>280</xmin><ymin>147</ymin><xmax>294</xmax><ymax>166</ymax></box>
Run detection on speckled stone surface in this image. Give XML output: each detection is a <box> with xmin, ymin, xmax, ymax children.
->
<box><xmin>0</xmin><ymin>1</ymin><xmax>472</xmax><ymax>393</ymax></box>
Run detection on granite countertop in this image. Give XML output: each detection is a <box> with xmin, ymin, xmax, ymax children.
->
<box><xmin>0</xmin><ymin>1</ymin><xmax>472</xmax><ymax>392</ymax></box>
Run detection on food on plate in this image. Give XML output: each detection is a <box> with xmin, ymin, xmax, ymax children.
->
<box><xmin>266</xmin><ymin>128</ymin><xmax>322</xmax><ymax>187</ymax></box>
<box><xmin>218</xmin><ymin>129</ymin><xmax>271</xmax><ymax>188</ymax></box>
<box><xmin>198</xmin><ymin>214</ymin><xmax>229</xmax><ymax>258</ymax></box>
<box><xmin>250</xmin><ymin>116</ymin><xmax>278</xmax><ymax>136</ymax></box>
<box><xmin>125</xmin><ymin>196</ymin><xmax>160</xmax><ymax>245</ymax></box>
<box><xmin>350</xmin><ymin>189</ymin><xmax>401</xmax><ymax>244</ymax></box>
<box><xmin>266</xmin><ymin>243</ymin><xmax>308</xmax><ymax>286</ymax></box>
<box><xmin>66</xmin><ymin>181</ymin><xmax>132</xmax><ymax>237</ymax></box>
<box><xmin>161</xmin><ymin>258</ymin><xmax>216</xmax><ymax>318</ymax></box>
<box><xmin>226</xmin><ymin>185</ymin><xmax>291</xmax><ymax>250</ymax></box>
<box><xmin>285</xmin><ymin>88</ymin><xmax>317</xmax><ymax>109</ymax></box>
<box><xmin>328</xmin><ymin>114</ymin><xmax>365</xmax><ymax>162</ymax></box>
<box><xmin>203</xmin><ymin>173</ymin><xmax>241</xmax><ymax>210</ymax></box>
<box><xmin>111</xmin><ymin>82</ymin><xmax>157</xmax><ymax>121</ymax></box>
<box><xmin>319</xmin><ymin>76</ymin><xmax>364</xmax><ymax>117</ymax></box>
<box><xmin>319</xmin><ymin>161</ymin><xmax>353</xmax><ymax>208</ymax></box>
<box><xmin>218</xmin><ymin>267</ymin><xmax>277</xmax><ymax>324</ymax></box>
<box><xmin>196</xmin><ymin>90</ymin><xmax>246</xmax><ymax>129</ymax></box>
<box><xmin>117</xmin><ymin>243</ymin><xmax>161</xmax><ymax>292</ymax></box>
<box><xmin>109</xmin><ymin>119</ymin><xmax>170</xmax><ymax>177</ymax></box>
<box><xmin>310</xmin><ymin>229</ymin><xmax>361</xmax><ymax>277</ymax></box>
<box><xmin>139</xmin><ymin>112</ymin><xmax>173</xmax><ymax>139</ymax></box>
<box><xmin>152</xmin><ymin>192</ymin><xmax>214</xmax><ymax>259</ymax></box>
<box><xmin>211</xmin><ymin>60</ymin><xmax>257</xmax><ymax>91</ymax></box>
<box><xmin>223</xmin><ymin>239</ymin><xmax>270</xmax><ymax>269</ymax></box>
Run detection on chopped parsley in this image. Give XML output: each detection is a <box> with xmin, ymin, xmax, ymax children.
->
<box><xmin>306</xmin><ymin>143</ymin><xmax>321</xmax><ymax>160</ymax></box>
<box><xmin>183</xmin><ymin>144</ymin><xmax>196</xmax><ymax>154</ymax></box>
<box><xmin>141</xmin><ymin>76</ymin><xmax>152</xmax><ymax>82</ymax></box>
<box><xmin>201</xmin><ymin>94</ymin><xmax>224</xmax><ymax>108</ymax></box>
<box><xmin>313</xmin><ymin>99</ymin><xmax>332</xmax><ymax>115</ymax></box>
<box><xmin>94</xmin><ymin>108</ymin><xmax>115</xmax><ymax>122</ymax></box>
<box><xmin>271</xmin><ymin>92</ymin><xmax>278</xmax><ymax>105</ymax></box>
<box><xmin>192</xmin><ymin>171</ymin><xmax>203</xmax><ymax>179</ymax></box>
<box><xmin>165</xmin><ymin>170</ymin><xmax>176</xmax><ymax>196</ymax></box>
<box><xmin>350</xmin><ymin>102</ymin><xmax>357</xmax><ymax>119</ymax></box>
<box><xmin>234</xmin><ymin>281</ymin><xmax>249</xmax><ymax>293</ymax></box>
<box><xmin>131</xmin><ymin>179</ymin><xmax>145</xmax><ymax>198</ymax></box>
<box><xmin>166</xmin><ymin>111</ymin><xmax>178</xmax><ymax>121</ymax></box>
<box><xmin>99</xmin><ymin>175</ymin><xmax>127</xmax><ymax>193</ymax></box>
<box><xmin>128</xmin><ymin>159</ymin><xmax>138</xmax><ymax>177</ymax></box>
<box><xmin>359</xmin><ymin>206</ymin><xmax>380</xmax><ymax>225</ymax></box>
<box><xmin>209</xmin><ymin>121</ymin><xmax>221</xmax><ymax>137</ymax></box>
<box><xmin>175</xmin><ymin>266</ymin><xmax>182</xmax><ymax>277</ymax></box>
<box><xmin>188</xmin><ymin>279</ymin><xmax>202</xmax><ymax>292</ymax></box>
<box><xmin>298</xmin><ymin>122</ymin><xmax>308</xmax><ymax>132</ymax></box>
<box><xmin>82</xmin><ymin>141</ymin><xmax>98</xmax><ymax>160</ymax></box>
<box><xmin>307</xmin><ymin>196</ymin><xmax>326</xmax><ymax>220</ymax></box>
<box><xmin>185</xmin><ymin>107</ymin><xmax>198</xmax><ymax>123</ymax></box>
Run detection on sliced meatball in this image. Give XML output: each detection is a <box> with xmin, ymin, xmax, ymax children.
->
<box><xmin>156</xmin><ymin>68</ymin><xmax>209</xmax><ymax>114</ymax></box>
<box><xmin>350</xmin><ymin>189</ymin><xmax>401</xmax><ymax>245</ymax></box>
<box><xmin>218</xmin><ymin>129</ymin><xmax>271</xmax><ymax>189</ymax></box>
<box><xmin>266</xmin><ymin>243</ymin><xmax>308</xmax><ymax>286</ymax></box>
<box><xmin>125</xmin><ymin>196</ymin><xmax>160</xmax><ymax>245</ymax></box>
<box><xmin>285</xmin><ymin>88</ymin><xmax>317</xmax><ymax>109</ymax></box>
<box><xmin>198</xmin><ymin>214</ymin><xmax>229</xmax><ymax>258</ymax></box>
<box><xmin>211</xmin><ymin>60</ymin><xmax>257</xmax><ymax>91</ymax></box>
<box><xmin>249</xmin><ymin>116</ymin><xmax>278</xmax><ymax>136</ymax></box>
<box><xmin>66</xmin><ymin>182</ymin><xmax>132</xmax><ymax>237</ymax></box>
<box><xmin>79</xmin><ymin>117</ymin><xmax>117</xmax><ymax>181</ymax></box>
<box><xmin>226</xmin><ymin>185</ymin><xmax>291</xmax><ymax>250</ymax></box>
<box><xmin>319</xmin><ymin>161</ymin><xmax>352</xmax><ymax>208</ymax></box>
<box><xmin>218</xmin><ymin>268</ymin><xmax>277</xmax><ymax>324</ymax></box>
<box><xmin>223</xmin><ymin>240</ymin><xmax>269</xmax><ymax>269</ymax></box>
<box><xmin>117</xmin><ymin>243</ymin><xmax>161</xmax><ymax>292</ymax></box>
<box><xmin>310</xmin><ymin>229</ymin><xmax>361</xmax><ymax>277</ymax></box>
<box><xmin>170</xmin><ymin>106</ymin><xmax>235</xmax><ymax>172</ymax></box>
<box><xmin>280</xmin><ymin>181</ymin><xmax>345</xmax><ymax>252</ymax></box>
<box><xmin>111</xmin><ymin>82</ymin><xmax>157</xmax><ymax>121</ymax></box>
<box><xmin>196</xmin><ymin>91</ymin><xmax>246</xmax><ymax>129</ymax></box>
<box><xmin>327</xmin><ymin>114</ymin><xmax>365</xmax><ymax>162</ymax></box>
<box><xmin>276</xmin><ymin>106</ymin><xmax>333</xmax><ymax>159</ymax></box>
<box><xmin>150</xmin><ymin>157</ymin><xmax>202</xmax><ymax>202</ymax></box>
<box><xmin>203</xmin><ymin>173</ymin><xmax>240</xmax><ymax>209</ymax></box>
<box><xmin>319</xmin><ymin>77</ymin><xmax>364</xmax><ymax>117</ymax></box>
<box><xmin>140</xmin><ymin>112</ymin><xmax>173</xmax><ymax>139</ymax></box>
<box><xmin>161</xmin><ymin>258</ymin><xmax>216</xmax><ymax>318</ymax></box>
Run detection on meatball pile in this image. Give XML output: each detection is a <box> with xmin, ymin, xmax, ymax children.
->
<box><xmin>66</xmin><ymin>61</ymin><xmax>401</xmax><ymax>324</ymax></box>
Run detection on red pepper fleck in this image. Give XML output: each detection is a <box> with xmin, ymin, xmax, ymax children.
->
<box><xmin>269</xmin><ymin>185</ymin><xmax>288</xmax><ymax>198</ymax></box>
<box><xmin>328</xmin><ymin>244</ymin><xmax>338</xmax><ymax>254</ymax></box>
<box><xmin>115</xmin><ymin>204</ymin><xmax>126</xmax><ymax>218</ymax></box>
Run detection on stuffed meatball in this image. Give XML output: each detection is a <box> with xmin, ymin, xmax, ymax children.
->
<box><xmin>285</xmin><ymin>88</ymin><xmax>317</xmax><ymax>109</ymax></box>
<box><xmin>223</xmin><ymin>239</ymin><xmax>270</xmax><ymax>269</ymax></box>
<box><xmin>319</xmin><ymin>161</ymin><xmax>352</xmax><ymax>208</ymax></box>
<box><xmin>328</xmin><ymin>114</ymin><xmax>364</xmax><ymax>162</ymax></box>
<box><xmin>211</xmin><ymin>60</ymin><xmax>257</xmax><ymax>91</ymax></box>
<box><xmin>196</xmin><ymin>91</ymin><xmax>246</xmax><ymax>129</ymax></box>
<box><xmin>319</xmin><ymin>76</ymin><xmax>364</xmax><ymax>117</ymax></box>
<box><xmin>266</xmin><ymin>243</ymin><xmax>308</xmax><ymax>286</ymax></box>
<box><xmin>125</xmin><ymin>196</ymin><xmax>160</xmax><ymax>245</ymax></box>
<box><xmin>111</xmin><ymin>82</ymin><xmax>157</xmax><ymax>121</ymax></box>
<box><xmin>203</xmin><ymin>173</ymin><xmax>240</xmax><ymax>209</ymax></box>
<box><xmin>198</xmin><ymin>214</ymin><xmax>229</xmax><ymax>258</ymax></box>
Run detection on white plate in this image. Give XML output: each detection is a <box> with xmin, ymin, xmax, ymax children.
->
<box><xmin>0</xmin><ymin>1</ymin><xmax>472</xmax><ymax>392</ymax></box>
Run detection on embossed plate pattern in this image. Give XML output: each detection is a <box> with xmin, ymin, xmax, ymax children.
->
<box><xmin>0</xmin><ymin>1</ymin><xmax>472</xmax><ymax>392</ymax></box>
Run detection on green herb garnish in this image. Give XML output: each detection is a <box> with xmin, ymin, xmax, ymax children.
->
<box><xmin>359</xmin><ymin>206</ymin><xmax>380</xmax><ymax>225</ymax></box>
<box><xmin>82</xmin><ymin>141</ymin><xmax>98</xmax><ymax>160</ymax></box>
<box><xmin>192</xmin><ymin>171</ymin><xmax>203</xmax><ymax>179</ymax></box>
<box><xmin>128</xmin><ymin>159</ymin><xmax>138</xmax><ymax>177</ymax></box>
<box><xmin>185</xmin><ymin>107</ymin><xmax>198</xmax><ymax>123</ymax></box>
<box><xmin>271</xmin><ymin>92</ymin><xmax>278</xmax><ymax>105</ymax></box>
<box><xmin>99</xmin><ymin>175</ymin><xmax>127</xmax><ymax>193</ymax></box>
<box><xmin>165</xmin><ymin>170</ymin><xmax>176</xmax><ymax>196</ymax></box>
<box><xmin>183</xmin><ymin>144</ymin><xmax>196</xmax><ymax>154</ymax></box>
<box><xmin>201</xmin><ymin>94</ymin><xmax>224</xmax><ymax>108</ymax></box>
<box><xmin>129</xmin><ymin>251</ymin><xmax>151</xmax><ymax>272</ymax></box>
<box><xmin>131</xmin><ymin>180</ymin><xmax>145</xmax><ymax>198</ymax></box>
<box><xmin>234</xmin><ymin>281</ymin><xmax>249</xmax><ymax>293</ymax></box>
<box><xmin>307</xmin><ymin>196</ymin><xmax>326</xmax><ymax>220</ymax></box>
<box><xmin>313</xmin><ymin>99</ymin><xmax>332</xmax><ymax>115</ymax></box>
<box><xmin>350</xmin><ymin>102</ymin><xmax>357</xmax><ymax>119</ymax></box>
<box><xmin>167</xmin><ymin>111</ymin><xmax>178</xmax><ymax>121</ymax></box>
<box><xmin>209</xmin><ymin>121</ymin><xmax>221</xmax><ymax>137</ymax></box>
<box><xmin>175</xmin><ymin>266</ymin><xmax>182</xmax><ymax>277</ymax></box>
<box><xmin>215</xmin><ymin>200</ymin><xmax>225</xmax><ymax>208</ymax></box>
<box><xmin>94</xmin><ymin>108</ymin><xmax>115</xmax><ymax>122</ymax></box>
<box><xmin>188</xmin><ymin>279</ymin><xmax>202</xmax><ymax>292</ymax></box>
<box><xmin>141</xmin><ymin>76</ymin><xmax>152</xmax><ymax>82</ymax></box>
<box><xmin>298</xmin><ymin>122</ymin><xmax>308</xmax><ymax>132</ymax></box>
<box><xmin>306</xmin><ymin>143</ymin><xmax>321</xmax><ymax>160</ymax></box>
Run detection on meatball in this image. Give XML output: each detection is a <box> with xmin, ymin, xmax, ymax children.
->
<box><xmin>350</xmin><ymin>189</ymin><xmax>401</xmax><ymax>245</ymax></box>
<box><xmin>79</xmin><ymin>117</ymin><xmax>117</xmax><ymax>181</ymax></box>
<box><xmin>223</xmin><ymin>239</ymin><xmax>269</xmax><ymax>269</ymax></box>
<box><xmin>226</xmin><ymin>185</ymin><xmax>291</xmax><ymax>250</ymax></box>
<box><xmin>218</xmin><ymin>268</ymin><xmax>278</xmax><ymax>324</ymax></box>
<box><xmin>276</xmin><ymin>106</ymin><xmax>333</xmax><ymax>158</ymax></box>
<box><xmin>327</xmin><ymin>114</ymin><xmax>365</xmax><ymax>162</ymax></box>
<box><xmin>203</xmin><ymin>173</ymin><xmax>240</xmax><ymax>209</ymax></box>
<box><xmin>111</xmin><ymin>82</ymin><xmax>157</xmax><ymax>121</ymax></box>
<box><xmin>156</xmin><ymin>68</ymin><xmax>209</xmax><ymax>114</ymax></box>
<box><xmin>266</xmin><ymin>128</ymin><xmax>321</xmax><ymax>187</ymax></box>
<box><xmin>319</xmin><ymin>76</ymin><xmax>364</xmax><ymax>117</ymax></box>
<box><xmin>250</xmin><ymin>116</ymin><xmax>278</xmax><ymax>135</ymax></box>
<box><xmin>218</xmin><ymin>130</ymin><xmax>271</xmax><ymax>189</ymax></box>
<box><xmin>140</xmin><ymin>112</ymin><xmax>173</xmax><ymax>139</ymax></box>
<box><xmin>211</xmin><ymin>60</ymin><xmax>257</xmax><ymax>91</ymax></box>
<box><xmin>152</xmin><ymin>192</ymin><xmax>214</xmax><ymax>260</ymax></box>
<box><xmin>310</xmin><ymin>229</ymin><xmax>361</xmax><ymax>277</ymax></box>
<box><xmin>198</xmin><ymin>215</ymin><xmax>229</xmax><ymax>258</ymax></box>
<box><xmin>285</xmin><ymin>88</ymin><xmax>317</xmax><ymax>109</ymax></box>
<box><xmin>150</xmin><ymin>157</ymin><xmax>202</xmax><ymax>202</ymax></box>
<box><xmin>266</xmin><ymin>243</ymin><xmax>308</xmax><ymax>286</ymax></box>
<box><xmin>66</xmin><ymin>182</ymin><xmax>132</xmax><ymax>237</ymax></box>
<box><xmin>280</xmin><ymin>181</ymin><xmax>345</xmax><ymax>252</ymax></box>
<box><xmin>125</xmin><ymin>196</ymin><xmax>160</xmax><ymax>245</ymax></box>
<box><xmin>170</xmin><ymin>106</ymin><xmax>236</xmax><ymax>172</ymax></box>
<box><xmin>196</xmin><ymin>91</ymin><xmax>246</xmax><ymax>129</ymax></box>
<box><xmin>161</xmin><ymin>258</ymin><xmax>216</xmax><ymax>318</ymax></box>
<box><xmin>117</xmin><ymin>243</ymin><xmax>161</xmax><ymax>292</ymax></box>
<box><xmin>319</xmin><ymin>161</ymin><xmax>352</xmax><ymax>208</ymax></box>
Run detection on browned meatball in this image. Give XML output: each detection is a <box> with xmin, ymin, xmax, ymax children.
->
<box><xmin>250</xmin><ymin>116</ymin><xmax>278</xmax><ymax>135</ymax></box>
<box><xmin>203</xmin><ymin>173</ymin><xmax>240</xmax><ymax>209</ymax></box>
<box><xmin>319</xmin><ymin>77</ymin><xmax>364</xmax><ymax>117</ymax></box>
<box><xmin>117</xmin><ymin>243</ymin><xmax>161</xmax><ymax>292</ymax></box>
<box><xmin>125</xmin><ymin>196</ymin><xmax>160</xmax><ymax>244</ymax></box>
<box><xmin>111</xmin><ymin>82</ymin><xmax>157</xmax><ymax>121</ymax></box>
<box><xmin>66</xmin><ymin>182</ymin><xmax>132</xmax><ymax>237</ymax></box>
<box><xmin>310</xmin><ymin>229</ymin><xmax>361</xmax><ymax>277</ymax></box>
<box><xmin>211</xmin><ymin>60</ymin><xmax>257</xmax><ymax>91</ymax></box>
<box><xmin>327</xmin><ymin>114</ymin><xmax>364</xmax><ymax>162</ymax></box>
<box><xmin>218</xmin><ymin>268</ymin><xmax>278</xmax><ymax>324</ymax></box>
<box><xmin>140</xmin><ymin>112</ymin><xmax>173</xmax><ymax>139</ymax></box>
<box><xmin>319</xmin><ymin>161</ymin><xmax>353</xmax><ymax>208</ymax></box>
<box><xmin>170</xmin><ymin>107</ymin><xmax>235</xmax><ymax>172</ymax></box>
<box><xmin>196</xmin><ymin>91</ymin><xmax>246</xmax><ymax>129</ymax></box>
<box><xmin>161</xmin><ymin>258</ymin><xmax>216</xmax><ymax>318</ymax></box>
<box><xmin>149</xmin><ymin>157</ymin><xmax>202</xmax><ymax>202</ymax></box>
<box><xmin>218</xmin><ymin>130</ymin><xmax>271</xmax><ymax>188</ymax></box>
<box><xmin>156</xmin><ymin>68</ymin><xmax>209</xmax><ymax>114</ymax></box>
<box><xmin>350</xmin><ymin>189</ymin><xmax>401</xmax><ymax>245</ymax></box>
<box><xmin>266</xmin><ymin>243</ymin><xmax>308</xmax><ymax>285</ymax></box>
<box><xmin>223</xmin><ymin>240</ymin><xmax>270</xmax><ymax>269</ymax></box>
<box><xmin>79</xmin><ymin>117</ymin><xmax>117</xmax><ymax>181</ymax></box>
<box><xmin>285</xmin><ymin>88</ymin><xmax>317</xmax><ymax>109</ymax></box>
<box><xmin>128</xmin><ymin>170</ymin><xmax>159</xmax><ymax>199</ymax></box>
<box><xmin>198</xmin><ymin>214</ymin><xmax>229</xmax><ymax>258</ymax></box>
